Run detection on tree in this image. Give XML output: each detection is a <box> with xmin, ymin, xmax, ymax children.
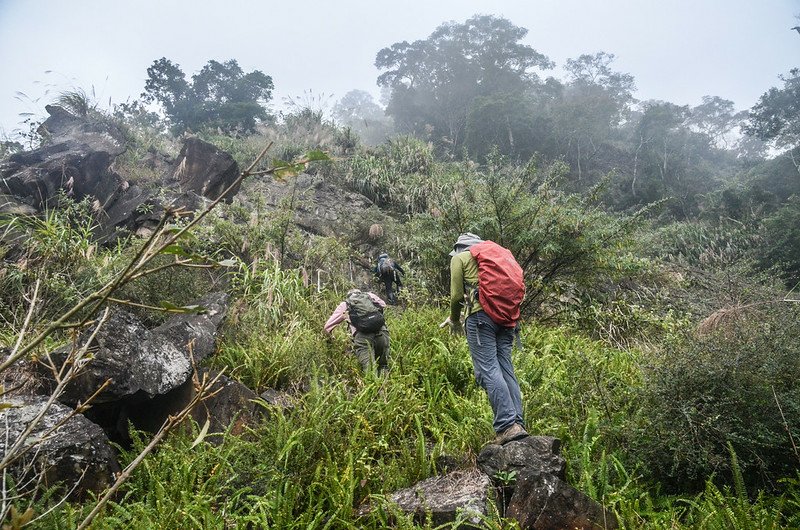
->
<box><xmin>549</xmin><ymin>52</ymin><xmax>636</xmax><ymax>184</ymax></box>
<box><xmin>375</xmin><ymin>15</ymin><xmax>552</xmax><ymax>154</ymax></box>
<box><xmin>142</xmin><ymin>58</ymin><xmax>273</xmax><ymax>134</ymax></box>
<box><xmin>331</xmin><ymin>90</ymin><xmax>394</xmax><ymax>145</ymax></box>
<box><xmin>687</xmin><ymin>96</ymin><xmax>742</xmax><ymax>149</ymax></box>
<box><xmin>746</xmin><ymin>68</ymin><xmax>800</xmax><ymax>150</ymax></box>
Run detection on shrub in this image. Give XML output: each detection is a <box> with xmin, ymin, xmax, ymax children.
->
<box><xmin>630</xmin><ymin>304</ymin><xmax>800</xmax><ymax>493</ymax></box>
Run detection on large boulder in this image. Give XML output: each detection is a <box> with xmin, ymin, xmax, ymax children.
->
<box><xmin>42</xmin><ymin>292</ymin><xmax>228</xmax><ymax>406</ymax></box>
<box><xmin>125</xmin><ymin>368</ymin><xmax>264</xmax><ymax>442</ymax></box>
<box><xmin>477</xmin><ymin>436</ymin><xmax>566</xmax><ymax>481</ymax></box>
<box><xmin>1</xmin><ymin>105</ymin><xmax>126</xmax><ymax>210</ymax></box>
<box><xmin>0</xmin><ymin>107</ymin><xmax>244</xmax><ymax>243</ymax></box>
<box><xmin>37</xmin><ymin>293</ymin><xmax>229</xmax><ymax>443</ymax></box>
<box><xmin>477</xmin><ymin>436</ymin><xmax>617</xmax><ymax>529</ymax></box>
<box><xmin>382</xmin><ymin>469</ymin><xmax>493</xmax><ymax>528</ymax></box>
<box><xmin>168</xmin><ymin>137</ymin><xmax>241</xmax><ymax>202</ymax></box>
<box><xmin>0</xmin><ymin>396</ymin><xmax>119</xmax><ymax>499</ymax></box>
<box><xmin>506</xmin><ymin>470</ymin><xmax>618</xmax><ymax>530</ymax></box>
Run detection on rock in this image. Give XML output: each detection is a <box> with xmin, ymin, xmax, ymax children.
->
<box><xmin>43</xmin><ymin>310</ymin><xmax>193</xmax><ymax>406</ymax></box>
<box><xmin>0</xmin><ymin>108</ymin><xmax>245</xmax><ymax>243</ymax></box>
<box><xmin>383</xmin><ymin>469</ymin><xmax>493</xmax><ymax>528</ymax></box>
<box><xmin>1</xmin><ymin>105</ymin><xmax>127</xmax><ymax>211</ymax></box>
<box><xmin>169</xmin><ymin>137</ymin><xmax>240</xmax><ymax>202</ymax></box>
<box><xmin>190</xmin><ymin>370</ymin><xmax>264</xmax><ymax>438</ymax></box>
<box><xmin>37</xmin><ymin>293</ymin><xmax>229</xmax><ymax>443</ymax></box>
<box><xmin>248</xmin><ymin>173</ymin><xmax>389</xmax><ymax>238</ymax></box>
<box><xmin>477</xmin><ymin>436</ymin><xmax>566</xmax><ymax>481</ymax></box>
<box><xmin>0</xmin><ymin>396</ymin><xmax>119</xmax><ymax>499</ymax></box>
<box><xmin>506</xmin><ymin>470</ymin><xmax>618</xmax><ymax>530</ymax></box>
<box><xmin>123</xmin><ymin>368</ymin><xmax>264</xmax><ymax>444</ymax></box>
<box><xmin>477</xmin><ymin>436</ymin><xmax>616</xmax><ymax>529</ymax></box>
<box><xmin>0</xmin><ymin>194</ymin><xmax>36</xmax><ymax>216</ymax></box>
<box><xmin>42</xmin><ymin>293</ymin><xmax>229</xmax><ymax>406</ymax></box>
<box><xmin>259</xmin><ymin>388</ymin><xmax>296</xmax><ymax>414</ymax></box>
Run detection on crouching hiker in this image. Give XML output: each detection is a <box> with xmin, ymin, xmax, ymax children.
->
<box><xmin>446</xmin><ymin>232</ymin><xmax>528</xmax><ymax>445</ymax></box>
<box><xmin>374</xmin><ymin>253</ymin><xmax>405</xmax><ymax>304</ymax></box>
<box><xmin>324</xmin><ymin>289</ymin><xmax>390</xmax><ymax>375</ymax></box>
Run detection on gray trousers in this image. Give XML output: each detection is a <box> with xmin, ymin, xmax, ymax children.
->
<box><xmin>352</xmin><ymin>328</ymin><xmax>390</xmax><ymax>374</ymax></box>
<box><xmin>465</xmin><ymin>311</ymin><xmax>524</xmax><ymax>433</ymax></box>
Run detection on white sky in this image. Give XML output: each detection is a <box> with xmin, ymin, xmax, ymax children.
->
<box><xmin>0</xmin><ymin>0</ymin><xmax>798</xmax><ymax>139</ymax></box>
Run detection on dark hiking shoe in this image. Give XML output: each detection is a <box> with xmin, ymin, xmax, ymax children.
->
<box><xmin>494</xmin><ymin>423</ymin><xmax>528</xmax><ymax>445</ymax></box>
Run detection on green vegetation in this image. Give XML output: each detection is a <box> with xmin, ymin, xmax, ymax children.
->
<box><xmin>3</xmin><ymin>13</ymin><xmax>800</xmax><ymax>528</ymax></box>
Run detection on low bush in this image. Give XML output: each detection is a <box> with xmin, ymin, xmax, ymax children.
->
<box><xmin>630</xmin><ymin>304</ymin><xmax>800</xmax><ymax>493</ymax></box>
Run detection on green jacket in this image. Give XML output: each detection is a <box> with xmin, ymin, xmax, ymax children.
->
<box><xmin>450</xmin><ymin>250</ymin><xmax>483</xmax><ymax>324</ymax></box>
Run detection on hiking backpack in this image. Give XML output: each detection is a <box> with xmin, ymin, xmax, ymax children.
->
<box><xmin>346</xmin><ymin>292</ymin><xmax>386</xmax><ymax>333</ymax></box>
<box><xmin>469</xmin><ymin>241</ymin><xmax>525</xmax><ymax>327</ymax></box>
<box><xmin>378</xmin><ymin>257</ymin><xmax>395</xmax><ymax>276</ymax></box>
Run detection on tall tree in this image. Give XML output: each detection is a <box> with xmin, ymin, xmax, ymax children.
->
<box><xmin>142</xmin><ymin>58</ymin><xmax>273</xmax><ymax>134</ymax></box>
<box><xmin>375</xmin><ymin>15</ymin><xmax>552</xmax><ymax>154</ymax></box>
<box><xmin>687</xmin><ymin>96</ymin><xmax>742</xmax><ymax>150</ymax></box>
<box><xmin>550</xmin><ymin>52</ymin><xmax>636</xmax><ymax>184</ymax></box>
<box><xmin>332</xmin><ymin>89</ymin><xmax>394</xmax><ymax>145</ymax></box>
<box><xmin>746</xmin><ymin>68</ymin><xmax>800</xmax><ymax>150</ymax></box>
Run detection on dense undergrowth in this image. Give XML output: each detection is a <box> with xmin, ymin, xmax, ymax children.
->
<box><xmin>2</xmin><ymin>111</ymin><xmax>800</xmax><ymax>528</ymax></box>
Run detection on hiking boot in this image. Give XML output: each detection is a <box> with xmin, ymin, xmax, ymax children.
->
<box><xmin>494</xmin><ymin>423</ymin><xmax>528</xmax><ymax>445</ymax></box>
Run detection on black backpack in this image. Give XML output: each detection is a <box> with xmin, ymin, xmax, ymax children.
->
<box><xmin>346</xmin><ymin>292</ymin><xmax>385</xmax><ymax>333</ymax></box>
<box><xmin>378</xmin><ymin>257</ymin><xmax>395</xmax><ymax>276</ymax></box>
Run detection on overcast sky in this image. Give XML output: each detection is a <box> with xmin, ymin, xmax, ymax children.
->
<box><xmin>1</xmin><ymin>0</ymin><xmax>798</xmax><ymax>139</ymax></box>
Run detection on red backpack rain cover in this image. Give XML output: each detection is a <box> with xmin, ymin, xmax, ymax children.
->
<box><xmin>469</xmin><ymin>241</ymin><xmax>525</xmax><ymax>327</ymax></box>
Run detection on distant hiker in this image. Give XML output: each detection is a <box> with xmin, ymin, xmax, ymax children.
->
<box><xmin>374</xmin><ymin>253</ymin><xmax>405</xmax><ymax>304</ymax></box>
<box><xmin>446</xmin><ymin>232</ymin><xmax>528</xmax><ymax>445</ymax></box>
<box><xmin>324</xmin><ymin>289</ymin><xmax>390</xmax><ymax>374</ymax></box>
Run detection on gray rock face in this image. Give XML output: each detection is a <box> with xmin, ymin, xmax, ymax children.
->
<box><xmin>34</xmin><ymin>293</ymin><xmax>229</xmax><ymax>444</ymax></box>
<box><xmin>259</xmin><ymin>388</ymin><xmax>296</xmax><ymax>414</ymax></box>
<box><xmin>44</xmin><ymin>292</ymin><xmax>229</xmax><ymax>406</ymax></box>
<box><xmin>169</xmin><ymin>137</ymin><xmax>241</xmax><ymax>202</ymax></box>
<box><xmin>477</xmin><ymin>436</ymin><xmax>566</xmax><ymax>481</ymax></box>
<box><xmin>477</xmin><ymin>436</ymin><xmax>617</xmax><ymax>530</ymax></box>
<box><xmin>506</xmin><ymin>470</ymin><xmax>618</xmax><ymax>530</ymax></box>
<box><xmin>385</xmin><ymin>469</ymin><xmax>493</xmax><ymax>528</ymax></box>
<box><xmin>0</xmin><ymin>396</ymin><xmax>119</xmax><ymax>499</ymax></box>
<box><xmin>190</xmin><ymin>369</ymin><xmax>264</xmax><ymax>439</ymax></box>
<box><xmin>251</xmin><ymin>173</ymin><xmax>389</xmax><ymax>238</ymax></box>
<box><xmin>0</xmin><ymin>107</ymin><xmax>243</xmax><ymax>242</ymax></box>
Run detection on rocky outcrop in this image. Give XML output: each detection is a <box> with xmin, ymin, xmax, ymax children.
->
<box><xmin>0</xmin><ymin>396</ymin><xmax>119</xmax><ymax>499</ymax></box>
<box><xmin>57</xmin><ymin>292</ymin><xmax>227</xmax><ymax>405</ymax></box>
<box><xmin>168</xmin><ymin>137</ymin><xmax>241</xmax><ymax>202</ymax></box>
<box><xmin>259</xmin><ymin>388</ymin><xmax>296</xmax><ymax>414</ymax></box>
<box><xmin>478</xmin><ymin>437</ymin><xmax>618</xmax><ymax>529</ymax></box>
<box><xmin>249</xmin><ymin>172</ymin><xmax>391</xmax><ymax>239</ymax></box>
<box><xmin>190</xmin><ymin>370</ymin><xmax>264</xmax><ymax>438</ymax></box>
<box><xmin>37</xmin><ymin>293</ymin><xmax>229</xmax><ymax>443</ymax></box>
<box><xmin>0</xmin><ymin>105</ymin><xmax>126</xmax><ymax>211</ymax></box>
<box><xmin>383</xmin><ymin>469</ymin><xmax>493</xmax><ymax>528</ymax></box>
<box><xmin>373</xmin><ymin>436</ymin><xmax>616</xmax><ymax>529</ymax></box>
<box><xmin>477</xmin><ymin>435</ymin><xmax>566</xmax><ymax>481</ymax></box>
<box><xmin>0</xmin><ymin>106</ymin><xmax>243</xmax><ymax>242</ymax></box>
<box><xmin>505</xmin><ymin>470</ymin><xmax>618</xmax><ymax>530</ymax></box>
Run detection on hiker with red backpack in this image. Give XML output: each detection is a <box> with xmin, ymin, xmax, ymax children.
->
<box><xmin>446</xmin><ymin>232</ymin><xmax>528</xmax><ymax>445</ymax></box>
<box><xmin>324</xmin><ymin>289</ymin><xmax>390</xmax><ymax>375</ymax></box>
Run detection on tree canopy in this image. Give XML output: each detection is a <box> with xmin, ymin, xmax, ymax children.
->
<box><xmin>142</xmin><ymin>58</ymin><xmax>273</xmax><ymax>133</ymax></box>
<box><xmin>375</xmin><ymin>15</ymin><xmax>552</xmax><ymax>153</ymax></box>
<box><xmin>746</xmin><ymin>68</ymin><xmax>800</xmax><ymax>151</ymax></box>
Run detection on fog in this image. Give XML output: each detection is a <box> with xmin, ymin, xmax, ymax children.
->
<box><xmin>0</xmin><ymin>0</ymin><xmax>797</xmax><ymax>138</ymax></box>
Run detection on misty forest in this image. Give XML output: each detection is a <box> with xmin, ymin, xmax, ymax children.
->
<box><xmin>2</xmin><ymin>13</ymin><xmax>800</xmax><ymax>529</ymax></box>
